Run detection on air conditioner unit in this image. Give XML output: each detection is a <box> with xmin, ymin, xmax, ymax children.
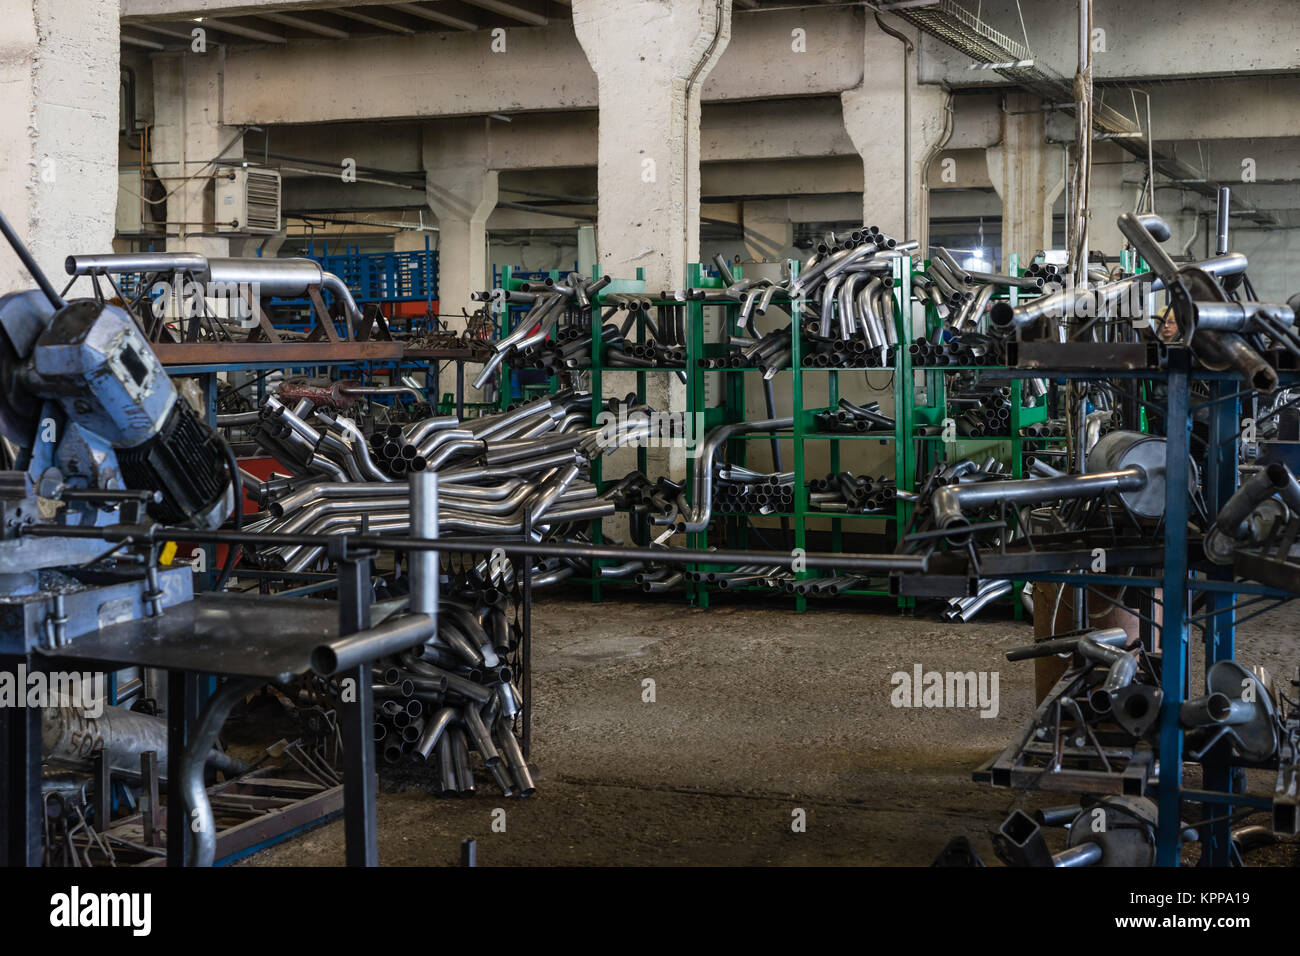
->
<box><xmin>215</xmin><ymin>167</ymin><xmax>281</xmax><ymax>234</ymax></box>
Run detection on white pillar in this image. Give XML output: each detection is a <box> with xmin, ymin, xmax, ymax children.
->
<box><xmin>573</xmin><ymin>0</ymin><xmax>731</xmax><ymax>290</ymax></box>
<box><xmin>152</xmin><ymin>52</ymin><xmax>242</xmax><ymax>259</ymax></box>
<box><xmin>841</xmin><ymin>20</ymin><xmax>949</xmax><ymax>248</ymax></box>
<box><xmin>423</xmin><ymin>167</ymin><xmax>498</xmax><ymax>331</ymax></box>
<box><xmin>987</xmin><ymin>93</ymin><xmax>1066</xmax><ymax>269</ymax></box>
<box><xmin>0</xmin><ymin>0</ymin><xmax>118</xmax><ymax>293</ymax></box>
<box><xmin>573</xmin><ymin>0</ymin><xmax>732</xmax><ymax>481</ymax></box>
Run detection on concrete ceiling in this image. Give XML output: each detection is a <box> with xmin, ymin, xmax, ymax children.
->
<box><xmin>121</xmin><ymin>0</ymin><xmax>572</xmax><ymax>49</ymax></box>
<box><xmin>119</xmin><ymin>0</ymin><xmax>861</xmax><ymax>49</ymax></box>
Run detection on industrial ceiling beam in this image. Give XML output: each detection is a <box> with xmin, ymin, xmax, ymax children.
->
<box><xmin>258</xmin><ymin>10</ymin><xmax>351</xmax><ymax>37</ymax></box>
<box><xmin>388</xmin><ymin>2</ymin><xmax>478</xmax><ymax>31</ymax></box>
<box><xmin>334</xmin><ymin>7</ymin><xmax>415</xmax><ymax>33</ymax></box>
<box><xmin>129</xmin><ymin>21</ymin><xmax>197</xmax><ymax>39</ymax></box>
<box><xmin>202</xmin><ymin>17</ymin><xmax>289</xmax><ymax>42</ymax></box>
<box><xmin>123</xmin><ymin>0</ymin><xmax>399</xmax><ymax>17</ymax></box>
<box><xmin>458</xmin><ymin>0</ymin><xmax>547</xmax><ymax>26</ymax></box>
<box><xmin>121</xmin><ymin>32</ymin><xmax>166</xmax><ymax>49</ymax></box>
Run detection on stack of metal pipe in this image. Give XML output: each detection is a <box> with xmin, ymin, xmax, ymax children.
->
<box><xmin>693</xmin><ymin>230</ymin><xmax>912</xmax><ymax>374</ymax></box>
<box><xmin>713</xmin><ymin>465</ymin><xmax>794</xmax><ymax>515</ymax></box>
<box><xmin>1020</xmin><ymin>420</ymin><xmax>1068</xmax><ymax>439</ymax></box>
<box><xmin>473</xmin><ymin>277</ymin><xmax>691</xmax><ymax>377</ymax></box>
<box><xmin>603</xmin><ymin>297</ymin><xmax>687</xmax><ymax>373</ymax></box>
<box><xmin>915</xmin><ymin>246</ymin><xmax>1044</xmax><ymax>335</ymax></box>
<box><xmin>1023</xmin><ymin>260</ymin><xmax>1065</xmax><ymax>289</ymax></box>
<box><xmin>683</xmin><ymin>565</ymin><xmax>791</xmax><ymax>592</ymax></box>
<box><xmin>944</xmin><ymin>579</ymin><xmax>1015</xmax><ymax>621</ymax></box>
<box><xmin>364</xmin><ymin>389</ymin><xmax>594</xmax><ymax>477</ymax></box>
<box><xmin>907</xmin><ymin>331</ymin><xmax>1005</xmax><ymax>367</ymax></box>
<box><xmin>370</xmin><ymin>604</ymin><xmax>534</xmax><ymax>797</ymax></box>
<box><xmin>794</xmin><ymin>230</ymin><xmax>908</xmax><ymax>369</ymax></box>
<box><xmin>813</xmin><ymin>398</ymin><xmax>895</xmax><ymax>434</ymax></box>
<box><xmin>807</xmin><ymin>472</ymin><xmax>897</xmax><ymax>515</ymax></box>
<box><xmin>471</xmin><ymin>272</ymin><xmax>614</xmax><ymax>389</ymax></box>
<box><xmin>241</xmin><ymin>390</ymin><xmax>658</xmax><ymax>572</ymax></box>
<box><xmin>945</xmin><ymin>384</ymin><xmax>1013</xmax><ymax>437</ymax></box>
<box><xmin>603</xmin><ymin>472</ymin><xmax>685</xmax><ymax>526</ymax></box>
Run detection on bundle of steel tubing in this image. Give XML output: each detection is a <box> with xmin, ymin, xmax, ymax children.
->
<box><xmin>472</xmin><ymin>276</ymin><xmax>691</xmax><ymax>378</ymax></box>
<box><xmin>912</xmin><ymin>246</ymin><xmax>1037</xmax><ymax>331</ymax></box>
<box><xmin>712</xmin><ymin>464</ymin><xmax>794</xmax><ymax>515</ymax></box>
<box><xmin>371</xmin><ymin>603</ymin><xmax>534</xmax><ymax>796</ymax></box>
<box><xmin>813</xmin><ymin>398</ymin><xmax>895</xmax><ymax>434</ymax></box>
<box><xmin>944</xmin><ymin>579</ymin><xmax>1015</xmax><ymax>621</ymax></box>
<box><xmin>806</xmin><ymin>472</ymin><xmax>898</xmax><ymax>515</ymax></box>
<box><xmin>1020</xmin><ymin>420</ymin><xmax>1068</xmax><ymax>438</ymax></box>
<box><xmin>690</xmin><ymin>230</ymin><xmax>913</xmax><ymax>374</ymax></box>
<box><xmin>470</xmin><ymin>273</ymin><xmax>607</xmax><ymax>388</ymax></box>
<box><xmin>604</xmin><ymin>471</ymin><xmax>686</xmax><ymax>526</ymax></box>
<box><xmin>241</xmin><ymin>390</ymin><xmax>657</xmax><ymax>572</ymax></box>
<box><xmin>907</xmin><ymin>248</ymin><xmax>1067</xmax><ymax>365</ymax></box>
<box><xmin>907</xmin><ymin>331</ymin><xmax>1006</xmax><ymax>367</ymax></box>
<box><xmin>685</xmin><ymin>565</ymin><xmax>793</xmax><ymax>591</ymax></box>
<box><xmin>795</xmin><ymin>230</ymin><xmax>908</xmax><ymax>370</ymax></box>
<box><xmin>944</xmin><ymin>383</ymin><xmax>1012</xmax><ymax>437</ymax></box>
<box><xmin>1023</xmin><ymin>260</ymin><xmax>1065</xmax><ymax>288</ymax></box>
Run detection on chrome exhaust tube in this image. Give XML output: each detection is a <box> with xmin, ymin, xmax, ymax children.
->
<box><xmin>496</xmin><ymin>715</ymin><xmax>536</xmax><ymax>796</ymax></box>
<box><xmin>930</xmin><ymin>468</ymin><xmax>1147</xmax><ymax>540</ymax></box>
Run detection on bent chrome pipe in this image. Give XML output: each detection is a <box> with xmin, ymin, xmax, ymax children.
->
<box><xmin>990</xmin><ymin>253</ymin><xmax>1250</xmax><ymax>331</ymax></box>
<box><xmin>496</xmin><ymin>715</ymin><xmax>535</xmax><ymax>796</ymax></box>
<box><xmin>682</xmin><ymin>417</ymin><xmax>794</xmax><ymax>532</ymax></box>
<box><xmin>930</xmin><ymin>468</ymin><xmax>1147</xmax><ymax>540</ymax></box>
<box><xmin>954</xmin><ymin>580</ymin><xmax>1013</xmax><ymax>621</ymax></box>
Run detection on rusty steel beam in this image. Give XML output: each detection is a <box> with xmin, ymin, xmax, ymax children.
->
<box><xmin>154</xmin><ymin>342</ymin><xmax>404</xmax><ymax>365</ymax></box>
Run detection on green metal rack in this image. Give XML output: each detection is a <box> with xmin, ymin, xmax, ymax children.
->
<box><xmin>683</xmin><ymin>258</ymin><xmax>915</xmax><ymax>610</ymax></box>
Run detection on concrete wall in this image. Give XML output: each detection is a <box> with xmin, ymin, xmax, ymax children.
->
<box><xmin>1227</xmin><ymin>228</ymin><xmax>1300</xmax><ymax>302</ymax></box>
<box><xmin>0</xmin><ymin>0</ymin><xmax>119</xmax><ymax>294</ymax></box>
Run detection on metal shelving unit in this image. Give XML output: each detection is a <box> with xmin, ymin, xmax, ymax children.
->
<box><xmin>684</xmin><ymin>258</ymin><xmax>914</xmax><ymax>610</ymax></box>
<box><xmin>975</xmin><ymin>346</ymin><xmax>1300</xmax><ymax>866</ymax></box>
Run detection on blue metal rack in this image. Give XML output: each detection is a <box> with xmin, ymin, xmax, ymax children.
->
<box><xmin>297</xmin><ymin>239</ymin><xmax>439</xmax><ymax>307</ymax></box>
<box><xmin>1000</xmin><ymin>355</ymin><xmax>1299</xmax><ymax>866</ymax></box>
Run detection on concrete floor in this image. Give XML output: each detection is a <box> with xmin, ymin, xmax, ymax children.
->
<box><xmin>245</xmin><ymin>591</ymin><xmax>1300</xmax><ymax>866</ymax></box>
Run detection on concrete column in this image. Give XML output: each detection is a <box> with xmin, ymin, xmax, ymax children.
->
<box><xmin>423</xmin><ymin>167</ymin><xmax>498</xmax><ymax>331</ymax></box>
<box><xmin>986</xmin><ymin>93</ymin><xmax>1066</xmax><ymax>269</ymax></box>
<box><xmin>573</xmin><ymin>0</ymin><xmax>731</xmax><ymax>290</ymax></box>
<box><xmin>152</xmin><ymin>52</ymin><xmax>241</xmax><ymax>258</ymax></box>
<box><xmin>573</xmin><ymin>0</ymin><xmax>732</xmax><ymax>482</ymax></box>
<box><xmin>0</xmin><ymin>0</ymin><xmax>118</xmax><ymax>293</ymax></box>
<box><xmin>841</xmin><ymin>20</ymin><xmax>949</xmax><ymax>248</ymax></box>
